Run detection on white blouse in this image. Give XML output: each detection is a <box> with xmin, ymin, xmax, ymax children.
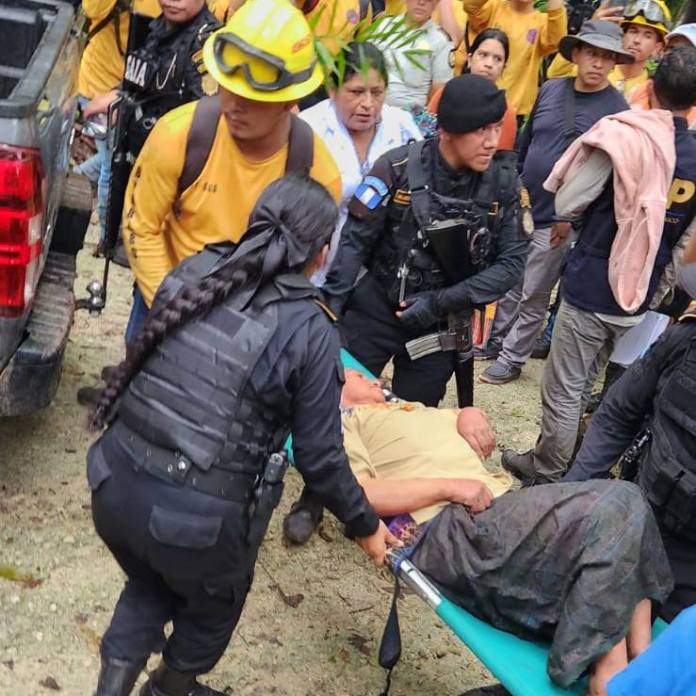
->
<box><xmin>301</xmin><ymin>99</ymin><xmax>423</xmax><ymax>285</ymax></box>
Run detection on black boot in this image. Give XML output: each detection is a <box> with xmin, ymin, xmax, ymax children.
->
<box><xmin>94</xmin><ymin>656</ymin><xmax>146</xmax><ymax>696</ymax></box>
<box><xmin>282</xmin><ymin>487</ymin><xmax>324</xmax><ymax>545</ymax></box>
<box><xmin>139</xmin><ymin>662</ymin><xmax>225</xmax><ymax>696</ymax></box>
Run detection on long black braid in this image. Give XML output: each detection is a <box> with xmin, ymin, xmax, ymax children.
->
<box><xmin>91</xmin><ymin>174</ymin><xmax>338</xmax><ymax>430</ymax></box>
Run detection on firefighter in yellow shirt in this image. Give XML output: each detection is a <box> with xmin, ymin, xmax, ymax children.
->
<box><xmin>547</xmin><ymin>0</ymin><xmax>670</xmax><ymax>99</ymax></box>
<box><xmin>78</xmin><ymin>0</ymin><xmax>161</xmax><ymax>101</ymax></box>
<box><xmin>122</xmin><ymin>0</ymin><xmax>342</xmax><ymax>341</ymax></box>
<box><xmin>463</xmin><ymin>0</ymin><xmax>567</xmax><ymax>116</ymax></box>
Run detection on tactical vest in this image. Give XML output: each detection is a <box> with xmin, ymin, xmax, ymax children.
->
<box><xmin>370</xmin><ymin>140</ymin><xmax>518</xmax><ymax>306</ymax></box>
<box><xmin>638</xmin><ymin>310</ymin><xmax>696</xmax><ymax>541</ymax></box>
<box><xmin>115</xmin><ymin>251</ymin><xmax>319</xmax><ymax>480</ymax></box>
<box><xmin>122</xmin><ymin>9</ymin><xmax>219</xmax><ymax>154</ymax></box>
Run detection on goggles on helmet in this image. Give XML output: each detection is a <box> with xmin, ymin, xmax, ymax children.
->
<box><xmin>213</xmin><ymin>32</ymin><xmax>317</xmax><ymax>92</ymax></box>
<box><xmin>623</xmin><ymin>0</ymin><xmax>671</xmax><ymax>28</ymax></box>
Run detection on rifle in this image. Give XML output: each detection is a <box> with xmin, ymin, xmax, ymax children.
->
<box><xmin>405</xmin><ymin>312</ymin><xmax>474</xmax><ymax>407</ymax></box>
<box><xmin>403</xmin><ymin>214</ymin><xmax>489</xmax><ymax>408</ymax></box>
<box><xmin>81</xmin><ymin>12</ymin><xmax>153</xmax><ymax>314</ymax></box>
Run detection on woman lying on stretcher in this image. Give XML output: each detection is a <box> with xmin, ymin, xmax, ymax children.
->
<box><xmin>339</xmin><ymin>370</ymin><xmax>673</xmax><ymax>696</ymax></box>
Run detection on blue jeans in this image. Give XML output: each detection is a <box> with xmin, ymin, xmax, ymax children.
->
<box><xmin>125</xmin><ymin>286</ymin><xmax>149</xmax><ymax>348</ymax></box>
<box><xmin>74</xmin><ymin>95</ymin><xmax>112</xmax><ymax>244</ymax></box>
<box><xmin>75</xmin><ymin>146</ymin><xmax>102</xmax><ymax>184</ymax></box>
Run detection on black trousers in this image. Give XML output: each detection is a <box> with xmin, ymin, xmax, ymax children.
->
<box><xmin>342</xmin><ymin>275</ymin><xmax>457</xmax><ymax>407</ymax></box>
<box><xmin>660</xmin><ymin>525</ymin><xmax>696</xmax><ymax>622</ymax></box>
<box><xmin>88</xmin><ymin>438</ymin><xmax>254</xmax><ymax>674</ymax></box>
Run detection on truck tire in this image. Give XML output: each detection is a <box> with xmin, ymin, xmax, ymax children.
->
<box><xmin>50</xmin><ymin>171</ymin><xmax>93</xmax><ymax>256</ymax></box>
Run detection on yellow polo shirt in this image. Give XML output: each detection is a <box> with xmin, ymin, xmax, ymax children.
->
<box><xmin>342</xmin><ymin>403</ymin><xmax>512</xmax><ymax>524</ymax></box>
<box><xmin>123</xmin><ymin>100</ymin><xmax>342</xmax><ymax>305</ymax></box>
<box><xmin>78</xmin><ymin>0</ymin><xmax>161</xmax><ymax>98</ymax></box>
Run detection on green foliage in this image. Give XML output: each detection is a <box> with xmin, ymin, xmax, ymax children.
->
<box><xmin>0</xmin><ymin>564</ymin><xmax>42</xmax><ymax>588</ymax></box>
<box><xmin>308</xmin><ymin>3</ymin><xmax>429</xmax><ymax>90</ymax></box>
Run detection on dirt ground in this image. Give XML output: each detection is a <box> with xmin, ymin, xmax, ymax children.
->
<box><xmin>0</xmin><ymin>225</ymin><xmax>546</xmax><ymax>696</ymax></box>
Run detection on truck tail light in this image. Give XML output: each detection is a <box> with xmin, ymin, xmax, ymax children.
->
<box><xmin>0</xmin><ymin>146</ymin><xmax>44</xmax><ymax>317</ymax></box>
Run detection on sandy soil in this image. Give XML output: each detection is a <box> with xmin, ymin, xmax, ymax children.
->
<box><xmin>0</xmin><ymin>227</ymin><xmax>546</xmax><ymax>695</ymax></box>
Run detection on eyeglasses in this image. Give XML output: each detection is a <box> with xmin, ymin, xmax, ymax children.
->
<box><xmin>623</xmin><ymin>0</ymin><xmax>670</xmax><ymax>28</ymax></box>
<box><xmin>213</xmin><ymin>32</ymin><xmax>316</xmax><ymax>92</ymax></box>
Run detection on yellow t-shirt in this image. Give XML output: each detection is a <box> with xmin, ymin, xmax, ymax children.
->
<box><xmin>309</xmin><ymin>0</ymin><xmax>365</xmax><ymax>53</ymax></box>
<box><xmin>342</xmin><ymin>403</ymin><xmax>512</xmax><ymax>524</ymax></box>
<box><xmin>608</xmin><ymin>64</ymin><xmax>648</xmax><ymax>97</ymax></box>
<box><xmin>123</xmin><ymin>100</ymin><xmax>342</xmax><ymax>306</ymax></box>
<box><xmin>225</xmin><ymin>1</ymin><xmax>365</xmax><ymax>53</ymax></box>
<box><xmin>207</xmin><ymin>0</ymin><xmax>228</xmax><ymax>21</ymax></box>
<box><xmin>78</xmin><ymin>0</ymin><xmax>161</xmax><ymax>99</ymax></box>
<box><xmin>546</xmin><ymin>55</ymin><xmax>648</xmax><ymax>98</ymax></box>
<box><xmin>464</xmin><ymin>0</ymin><xmax>567</xmax><ymax>116</ymax></box>
<box><xmin>383</xmin><ymin>0</ymin><xmax>404</xmax><ymax>13</ymax></box>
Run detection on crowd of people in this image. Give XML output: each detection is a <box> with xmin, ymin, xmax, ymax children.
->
<box><xmin>72</xmin><ymin>0</ymin><xmax>696</xmax><ymax>695</ymax></box>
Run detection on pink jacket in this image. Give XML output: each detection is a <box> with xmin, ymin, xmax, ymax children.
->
<box><xmin>544</xmin><ymin>109</ymin><xmax>676</xmax><ymax>313</ymax></box>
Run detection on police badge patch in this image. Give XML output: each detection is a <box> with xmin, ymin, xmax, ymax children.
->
<box><xmin>354</xmin><ymin>176</ymin><xmax>389</xmax><ymax>210</ymax></box>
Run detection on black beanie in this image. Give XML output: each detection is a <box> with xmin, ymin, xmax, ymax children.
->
<box><xmin>437</xmin><ymin>74</ymin><xmax>507</xmax><ymax>134</ymax></box>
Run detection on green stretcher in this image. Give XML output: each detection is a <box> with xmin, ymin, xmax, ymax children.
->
<box><xmin>289</xmin><ymin>349</ymin><xmax>669</xmax><ymax>696</ymax></box>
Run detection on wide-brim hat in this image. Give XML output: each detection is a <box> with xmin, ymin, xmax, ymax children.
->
<box><xmin>559</xmin><ymin>20</ymin><xmax>636</xmax><ymax>65</ymax></box>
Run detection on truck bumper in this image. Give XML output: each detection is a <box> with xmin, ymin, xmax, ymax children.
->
<box><xmin>0</xmin><ymin>252</ymin><xmax>77</xmax><ymax>416</ymax></box>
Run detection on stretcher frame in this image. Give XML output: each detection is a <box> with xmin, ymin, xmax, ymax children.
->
<box><xmin>288</xmin><ymin>349</ymin><xmax>669</xmax><ymax>696</ymax></box>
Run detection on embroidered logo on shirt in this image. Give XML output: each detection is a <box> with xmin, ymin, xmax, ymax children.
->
<box><xmin>393</xmin><ymin>188</ymin><xmax>411</xmax><ymax>206</ymax></box>
<box><xmin>526</xmin><ymin>28</ymin><xmax>539</xmax><ymax>44</ymax></box>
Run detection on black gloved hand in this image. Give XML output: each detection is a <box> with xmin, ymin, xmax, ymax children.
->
<box><xmin>396</xmin><ymin>292</ymin><xmax>440</xmax><ymax>329</ymax></box>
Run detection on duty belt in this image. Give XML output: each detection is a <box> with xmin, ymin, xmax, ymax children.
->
<box><xmin>108</xmin><ymin>420</ymin><xmax>256</xmax><ymax>503</ymax></box>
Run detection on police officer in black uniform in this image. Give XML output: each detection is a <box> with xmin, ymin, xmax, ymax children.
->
<box><xmin>283</xmin><ymin>75</ymin><xmax>531</xmax><ymax>545</ymax></box>
<box><xmin>104</xmin><ymin>0</ymin><xmax>221</xmax><ymax>255</ymax></box>
<box><xmin>87</xmin><ymin>175</ymin><xmax>395</xmax><ymax>696</ymax></box>
<box><xmin>324</xmin><ymin>73</ymin><xmax>530</xmax><ymax>407</ymax></box>
<box><xmin>564</xmin><ymin>238</ymin><xmax>696</xmax><ymax>622</ymax></box>
<box><xmin>119</xmin><ymin>0</ymin><xmax>219</xmax><ymax>153</ymax></box>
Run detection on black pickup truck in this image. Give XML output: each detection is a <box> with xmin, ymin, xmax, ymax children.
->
<box><xmin>0</xmin><ymin>0</ymin><xmax>92</xmax><ymax>416</ymax></box>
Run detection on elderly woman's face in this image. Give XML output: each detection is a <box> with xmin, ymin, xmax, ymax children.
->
<box><xmin>333</xmin><ymin>68</ymin><xmax>386</xmax><ymax>134</ymax></box>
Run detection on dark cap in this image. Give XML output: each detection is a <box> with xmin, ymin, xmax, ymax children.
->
<box><xmin>559</xmin><ymin>19</ymin><xmax>635</xmax><ymax>64</ymax></box>
<box><xmin>437</xmin><ymin>74</ymin><xmax>507</xmax><ymax>134</ymax></box>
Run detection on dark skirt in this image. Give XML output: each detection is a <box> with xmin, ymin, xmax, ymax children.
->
<box><xmin>411</xmin><ymin>480</ymin><xmax>673</xmax><ymax>686</ymax></box>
